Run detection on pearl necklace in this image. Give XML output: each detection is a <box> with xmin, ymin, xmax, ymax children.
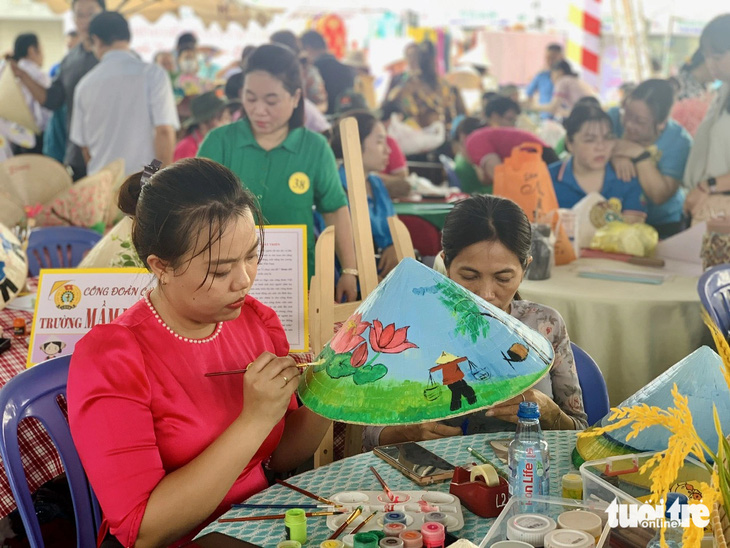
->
<box><xmin>143</xmin><ymin>291</ymin><xmax>223</xmax><ymax>344</ymax></box>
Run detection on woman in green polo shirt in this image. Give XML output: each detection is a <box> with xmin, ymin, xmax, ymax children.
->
<box><xmin>198</xmin><ymin>44</ymin><xmax>358</xmax><ymax>302</ymax></box>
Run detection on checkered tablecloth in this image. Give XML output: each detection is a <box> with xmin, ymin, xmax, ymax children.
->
<box><xmin>0</xmin><ymin>285</ymin><xmax>66</xmax><ymax>518</ymax></box>
<box><xmin>197</xmin><ymin>430</ymin><xmax>579</xmax><ymax>547</ymax></box>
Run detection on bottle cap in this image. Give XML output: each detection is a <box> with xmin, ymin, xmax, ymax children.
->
<box><xmin>384</xmin><ymin>522</ymin><xmax>407</xmax><ymax>537</ymax></box>
<box><xmin>277</xmin><ymin>542</ymin><xmax>302</xmax><ymax>548</ymax></box>
<box><xmin>561</xmin><ymin>473</ymin><xmax>583</xmax><ymax>491</ymax></box>
<box><xmin>544</xmin><ymin>529</ymin><xmax>595</xmax><ymax>548</ymax></box>
<box><xmin>557</xmin><ymin>510</ymin><xmax>602</xmax><ymax>538</ymax></box>
<box><xmin>384</xmin><ymin>511</ymin><xmax>408</xmax><ymax>524</ymax></box>
<box><xmin>321</xmin><ymin>542</ymin><xmax>345</xmax><ymax>548</ymax></box>
<box><xmin>506</xmin><ymin>513</ymin><xmax>557</xmax><ymax>545</ymax></box>
<box><xmin>664</xmin><ymin>492</ymin><xmax>689</xmax><ymax>520</ymax></box>
<box><xmin>353</xmin><ymin>532</ymin><xmax>380</xmax><ymax>548</ymax></box>
<box><xmin>284</xmin><ymin>508</ymin><xmax>306</xmax><ymax>524</ymax></box>
<box><xmin>379</xmin><ymin>539</ymin><xmax>405</xmax><ymax>548</ymax></box>
<box><xmin>421</xmin><ymin>521</ymin><xmax>445</xmax><ymax>544</ymax></box>
<box><xmin>398</xmin><ymin>530</ymin><xmax>423</xmax><ymax>548</ymax></box>
<box><xmin>517</xmin><ymin>401</ymin><xmax>540</xmax><ymax>419</ymax></box>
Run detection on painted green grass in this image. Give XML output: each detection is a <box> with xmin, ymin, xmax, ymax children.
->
<box><xmin>299</xmin><ymin>368</ymin><xmax>546</xmax><ymax>425</ymax></box>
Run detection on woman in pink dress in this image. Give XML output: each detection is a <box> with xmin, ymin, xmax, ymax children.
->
<box><xmin>68</xmin><ymin>158</ymin><xmax>331</xmax><ymax>547</ymax></box>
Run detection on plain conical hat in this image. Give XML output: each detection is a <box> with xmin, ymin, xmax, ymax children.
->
<box><xmin>298</xmin><ymin>258</ymin><xmax>554</xmax><ymax>425</ymax></box>
<box><xmin>0</xmin><ymin>154</ymin><xmax>71</xmax><ymax>207</ymax></box>
<box><xmin>0</xmin><ymin>223</ymin><xmax>28</xmax><ymax>311</ymax></box>
<box><xmin>0</xmin><ymin>63</ymin><xmax>39</xmax><ymax>133</ymax></box>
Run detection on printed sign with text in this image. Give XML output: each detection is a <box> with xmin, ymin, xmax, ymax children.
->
<box><xmin>27</xmin><ymin>269</ymin><xmax>156</xmax><ymax>367</ymax></box>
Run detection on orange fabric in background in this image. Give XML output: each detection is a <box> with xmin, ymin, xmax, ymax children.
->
<box><xmin>494</xmin><ymin>143</ymin><xmax>576</xmax><ymax>265</ymax></box>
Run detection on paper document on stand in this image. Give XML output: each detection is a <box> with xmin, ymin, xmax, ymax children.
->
<box><xmin>249</xmin><ymin>225</ymin><xmax>308</xmax><ymax>352</ymax></box>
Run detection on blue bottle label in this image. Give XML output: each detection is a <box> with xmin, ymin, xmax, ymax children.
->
<box><xmin>511</xmin><ymin>447</ymin><xmax>548</xmax><ymax>500</ymax></box>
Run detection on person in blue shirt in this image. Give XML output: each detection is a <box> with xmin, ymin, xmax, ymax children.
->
<box><xmin>526</xmin><ymin>43</ymin><xmax>563</xmax><ymax>120</ymax></box>
<box><xmin>549</xmin><ymin>103</ymin><xmax>647</xmax><ymax>222</ymax></box>
<box><xmin>606</xmin><ymin>79</ymin><xmax>692</xmax><ymax>238</ymax></box>
<box><xmin>329</xmin><ymin>110</ymin><xmax>398</xmax><ymax>279</ymax></box>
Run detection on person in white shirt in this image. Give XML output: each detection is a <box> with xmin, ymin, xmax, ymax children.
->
<box><xmin>0</xmin><ymin>33</ymin><xmax>51</xmax><ymax>158</ymax></box>
<box><xmin>70</xmin><ymin>11</ymin><xmax>179</xmax><ymax>176</ymax></box>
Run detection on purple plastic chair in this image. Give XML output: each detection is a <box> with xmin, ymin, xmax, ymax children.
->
<box><xmin>0</xmin><ymin>355</ymin><xmax>101</xmax><ymax>547</ymax></box>
<box><xmin>571</xmin><ymin>342</ymin><xmax>610</xmax><ymax>426</ymax></box>
<box><xmin>26</xmin><ymin>227</ymin><xmax>102</xmax><ymax>276</ymax></box>
<box><xmin>698</xmin><ymin>264</ymin><xmax>730</xmax><ymax>337</ymax></box>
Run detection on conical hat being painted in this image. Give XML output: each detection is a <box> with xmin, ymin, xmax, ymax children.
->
<box><xmin>0</xmin><ymin>223</ymin><xmax>28</xmax><ymax>311</ymax></box>
<box><xmin>298</xmin><ymin>258</ymin><xmax>554</xmax><ymax>425</ymax></box>
<box><xmin>574</xmin><ymin>346</ymin><xmax>730</xmax><ymax>466</ymax></box>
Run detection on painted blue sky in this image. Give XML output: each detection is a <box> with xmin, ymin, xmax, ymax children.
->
<box><xmin>346</xmin><ymin>259</ymin><xmax>553</xmax><ymax>385</ymax></box>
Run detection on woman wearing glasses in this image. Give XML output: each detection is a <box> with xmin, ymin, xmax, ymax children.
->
<box><xmin>606</xmin><ymin>79</ymin><xmax>691</xmax><ymax>238</ymax></box>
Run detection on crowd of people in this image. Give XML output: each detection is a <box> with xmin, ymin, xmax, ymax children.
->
<box><xmin>2</xmin><ymin>0</ymin><xmax>730</xmax><ymax>544</ymax></box>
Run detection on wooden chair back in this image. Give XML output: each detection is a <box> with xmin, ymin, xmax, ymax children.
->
<box><xmin>309</xmin><ymin>118</ymin><xmax>415</xmax><ymax>466</ymax></box>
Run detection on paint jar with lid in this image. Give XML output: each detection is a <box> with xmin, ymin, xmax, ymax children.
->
<box><xmin>343</xmin><ymin>534</ymin><xmax>356</xmax><ymax>548</ymax></box>
<box><xmin>557</xmin><ymin>510</ymin><xmax>602</xmax><ymax>542</ymax></box>
<box><xmin>384</xmin><ymin>522</ymin><xmax>407</xmax><ymax>537</ymax></box>
<box><xmin>421</xmin><ymin>522</ymin><xmax>445</xmax><ymax>548</ymax></box>
<box><xmin>321</xmin><ymin>541</ymin><xmax>345</xmax><ymax>548</ymax></box>
<box><xmin>379</xmin><ymin>538</ymin><xmax>404</xmax><ymax>548</ymax></box>
<box><xmin>490</xmin><ymin>542</ymin><xmax>534</xmax><ymax>548</ymax></box>
<box><xmin>544</xmin><ymin>528</ymin><xmax>595</xmax><ymax>548</ymax></box>
<box><xmin>284</xmin><ymin>508</ymin><xmax>307</xmax><ymax>543</ymax></box>
<box><xmin>353</xmin><ymin>532</ymin><xmax>380</xmax><ymax>548</ymax></box>
<box><xmin>276</xmin><ymin>542</ymin><xmax>301</xmax><ymax>548</ymax></box>
<box><xmin>12</xmin><ymin>317</ymin><xmax>26</xmax><ymax>337</ymax></box>
<box><xmin>561</xmin><ymin>473</ymin><xmax>583</xmax><ymax>500</ymax></box>
<box><xmin>506</xmin><ymin>513</ymin><xmax>557</xmax><ymax>547</ymax></box>
<box><xmin>423</xmin><ymin>512</ymin><xmax>448</xmax><ymax>531</ymax></box>
<box><xmin>399</xmin><ymin>530</ymin><xmax>423</xmax><ymax>548</ymax></box>
<box><xmin>383</xmin><ymin>511</ymin><xmax>408</xmax><ymax>525</ymax></box>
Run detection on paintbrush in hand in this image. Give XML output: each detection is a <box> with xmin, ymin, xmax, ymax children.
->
<box><xmin>205</xmin><ymin>362</ymin><xmax>311</xmax><ymax>377</ymax></box>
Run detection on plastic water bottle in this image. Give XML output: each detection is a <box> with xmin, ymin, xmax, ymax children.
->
<box><xmin>508</xmin><ymin>401</ymin><xmax>550</xmax><ymax>499</ymax></box>
<box><xmin>646</xmin><ymin>492</ymin><xmax>688</xmax><ymax>548</ymax></box>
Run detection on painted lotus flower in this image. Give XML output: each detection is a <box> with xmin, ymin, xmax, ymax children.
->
<box><xmin>350</xmin><ymin>342</ymin><xmax>369</xmax><ymax>367</ymax></box>
<box><xmin>330</xmin><ymin>313</ymin><xmax>370</xmax><ymax>354</ymax></box>
<box><xmin>369</xmin><ymin>319</ymin><xmax>418</xmax><ymax>354</ymax></box>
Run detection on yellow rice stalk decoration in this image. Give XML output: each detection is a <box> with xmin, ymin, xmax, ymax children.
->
<box><xmin>579</xmin><ymin>311</ymin><xmax>730</xmax><ymax>547</ymax></box>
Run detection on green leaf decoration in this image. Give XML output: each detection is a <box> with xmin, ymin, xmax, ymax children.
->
<box><xmin>353</xmin><ymin>364</ymin><xmax>388</xmax><ymax>385</ymax></box>
<box><xmin>326</xmin><ymin>353</ymin><xmax>357</xmax><ymax>378</ymax></box>
<box><xmin>436</xmin><ymin>281</ymin><xmax>490</xmax><ymax>343</ymax></box>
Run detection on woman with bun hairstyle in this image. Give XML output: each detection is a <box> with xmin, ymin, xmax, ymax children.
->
<box><xmin>67</xmin><ymin>158</ymin><xmax>331</xmax><ymax>547</ymax></box>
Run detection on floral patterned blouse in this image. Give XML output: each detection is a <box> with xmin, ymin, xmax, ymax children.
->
<box><xmin>389</xmin><ymin>74</ymin><xmax>460</xmax><ymax>129</ymax></box>
<box><xmin>362</xmin><ymin>299</ymin><xmax>588</xmax><ymax>451</ymax></box>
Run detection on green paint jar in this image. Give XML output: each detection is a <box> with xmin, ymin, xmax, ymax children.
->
<box><xmin>353</xmin><ymin>532</ymin><xmax>380</xmax><ymax>548</ymax></box>
<box><xmin>284</xmin><ymin>508</ymin><xmax>307</xmax><ymax>544</ymax></box>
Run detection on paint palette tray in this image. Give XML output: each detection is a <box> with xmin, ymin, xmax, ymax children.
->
<box><xmin>326</xmin><ymin>490</ymin><xmax>464</xmax><ymax>533</ymax></box>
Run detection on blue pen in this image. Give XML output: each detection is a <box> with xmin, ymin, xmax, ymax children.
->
<box><xmin>461</xmin><ymin>418</ymin><xmax>469</xmax><ymax>435</ymax></box>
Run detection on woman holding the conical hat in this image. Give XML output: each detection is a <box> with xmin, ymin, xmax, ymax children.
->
<box><xmin>363</xmin><ymin>195</ymin><xmax>588</xmax><ymax>451</ymax></box>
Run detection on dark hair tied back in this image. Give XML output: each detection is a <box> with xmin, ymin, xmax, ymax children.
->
<box><xmin>442</xmin><ymin>195</ymin><xmax>532</xmax><ymax>271</ymax></box>
<box><xmin>118</xmin><ymin>158</ymin><xmax>265</xmax><ymax>283</ymax></box>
